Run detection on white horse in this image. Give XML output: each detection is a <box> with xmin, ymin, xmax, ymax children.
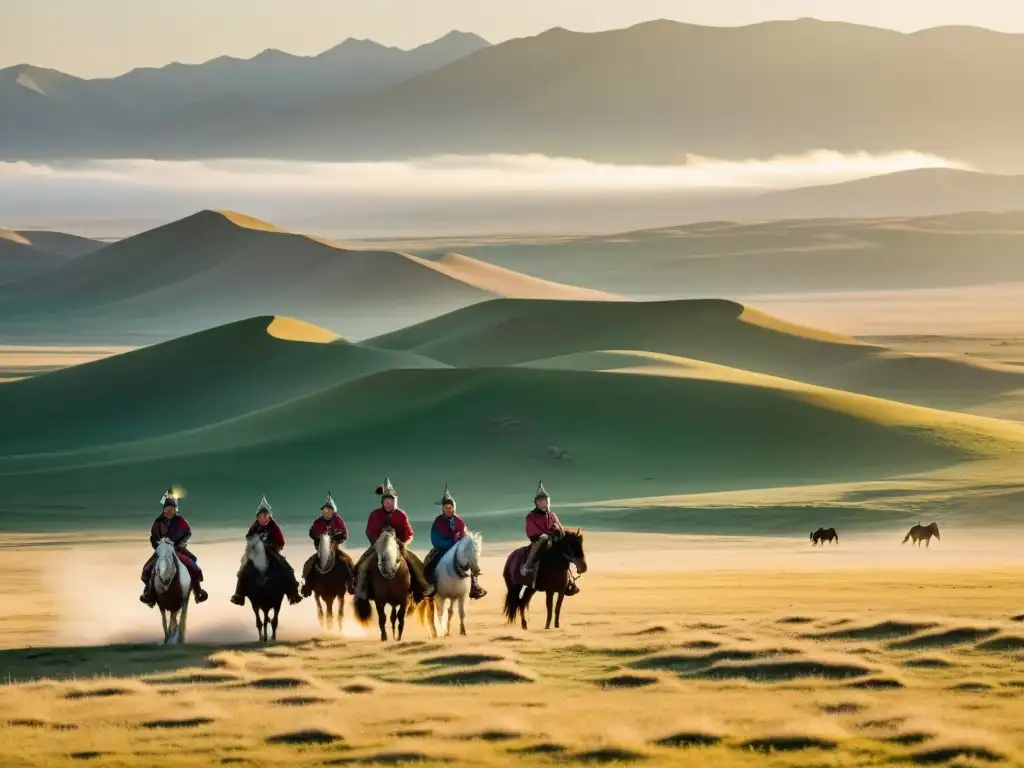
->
<box><xmin>428</xmin><ymin>531</ymin><xmax>483</xmax><ymax>638</ymax></box>
<box><xmin>153</xmin><ymin>538</ymin><xmax>191</xmax><ymax>644</ymax></box>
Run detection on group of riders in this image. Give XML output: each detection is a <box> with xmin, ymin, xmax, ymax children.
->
<box><xmin>139</xmin><ymin>477</ymin><xmax>578</xmax><ymax>608</ymax></box>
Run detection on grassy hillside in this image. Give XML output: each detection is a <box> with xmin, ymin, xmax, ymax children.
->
<box><xmin>457</xmin><ymin>211</ymin><xmax>1024</xmax><ymax>298</ymax></box>
<box><xmin>0</xmin><ymin>211</ymin><xmax>627</xmax><ymax>344</ymax></box>
<box><xmin>3</xmin><ymin>356</ymin><xmax>1022</xmax><ymax>530</ymax></box>
<box><xmin>0</xmin><ymin>228</ymin><xmax>71</xmax><ymax>284</ymax></box>
<box><xmin>0</xmin><ymin>316</ymin><xmax>444</xmax><ymax>454</ymax></box>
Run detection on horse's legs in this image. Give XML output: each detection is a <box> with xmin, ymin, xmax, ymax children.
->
<box><xmin>252</xmin><ymin>604</ymin><xmax>264</xmax><ymax>642</ymax></box>
<box><xmin>427</xmin><ymin>597</ymin><xmax>438</xmax><ymax>639</ymax></box>
<box><xmin>270</xmin><ymin>602</ymin><xmax>281</xmax><ymax>642</ymax></box>
<box><xmin>554</xmin><ymin>591</ymin><xmax>566</xmax><ymax>629</ymax></box>
<box><xmin>178</xmin><ymin>596</ymin><xmax>190</xmax><ymax>644</ymax></box>
<box><xmin>314</xmin><ymin>594</ymin><xmax>325</xmax><ymax>629</ymax></box>
<box><xmin>397</xmin><ymin>602</ymin><xmax>407</xmax><ymax>642</ymax></box>
<box><xmin>160</xmin><ymin>608</ymin><xmax>170</xmax><ymax>643</ymax></box>
<box><xmin>545</xmin><ymin>591</ymin><xmax>554</xmax><ymax>630</ymax></box>
<box><xmin>458</xmin><ymin>595</ymin><xmax>467</xmax><ymax>636</ymax></box>
<box><xmin>926</xmin><ymin>536</ymin><xmax>931</xmax><ymax>549</ymax></box>
<box><xmin>446</xmin><ymin>599</ymin><xmax>455</xmax><ymax>638</ymax></box>
<box><xmin>325</xmin><ymin>597</ymin><xmax>335</xmax><ymax>632</ymax></box>
<box><xmin>376</xmin><ymin>600</ymin><xmax>387</xmax><ymax>641</ymax></box>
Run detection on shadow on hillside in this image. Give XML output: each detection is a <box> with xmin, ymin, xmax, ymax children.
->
<box><xmin>0</xmin><ymin>641</ymin><xmax>274</xmax><ymax>684</ymax></box>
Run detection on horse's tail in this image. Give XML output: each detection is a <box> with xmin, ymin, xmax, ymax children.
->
<box><xmin>411</xmin><ymin>596</ymin><xmax>432</xmax><ymax>628</ymax></box>
<box><xmin>503</xmin><ymin>580</ymin><xmax>532</xmax><ymax>625</ymax></box>
<box><xmin>354</xmin><ymin>597</ymin><xmax>373</xmax><ymax>625</ymax></box>
<box><xmin>901</xmin><ymin>529</ymin><xmax>912</xmax><ymax>544</ymax></box>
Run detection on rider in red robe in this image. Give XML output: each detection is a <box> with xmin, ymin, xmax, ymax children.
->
<box><xmin>230</xmin><ymin>495</ymin><xmax>302</xmax><ymax>606</ymax></box>
<box><xmin>300</xmin><ymin>492</ymin><xmax>351</xmax><ymax>597</ymax></box>
<box><xmin>140</xmin><ymin>489</ymin><xmax>209</xmax><ymax>606</ymax></box>
<box><xmin>352</xmin><ymin>477</ymin><xmax>432</xmax><ymax>602</ymax></box>
<box><xmin>520</xmin><ymin>481</ymin><xmax>579</xmax><ymax>595</ymax></box>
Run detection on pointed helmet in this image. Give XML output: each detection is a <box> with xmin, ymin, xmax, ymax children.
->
<box><xmin>375</xmin><ymin>476</ymin><xmax>397</xmax><ymax>500</ymax></box>
<box><xmin>534</xmin><ymin>480</ymin><xmax>550</xmax><ymax>503</ymax></box>
<box><xmin>160</xmin><ymin>488</ymin><xmax>179</xmax><ymax>509</ymax></box>
<box><xmin>320</xmin><ymin>491</ymin><xmax>337</xmax><ymax>512</ymax></box>
<box><xmin>435</xmin><ymin>483</ymin><xmax>456</xmax><ymax>511</ymax></box>
<box><xmin>257</xmin><ymin>494</ymin><xmax>272</xmax><ymax>515</ymax></box>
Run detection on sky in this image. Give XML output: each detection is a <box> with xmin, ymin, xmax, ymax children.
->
<box><xmin>4</xmin><ymin>0</ymin><xmax>1024</xmax><ymax>77</ymax></box>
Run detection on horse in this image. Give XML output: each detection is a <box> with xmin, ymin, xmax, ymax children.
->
<box><xmin>810</xmin><ymin>527</ymin><xmax>839</xmax><ymax>546</ymax></box>
<box><xmin>237</xmin><ymin>535</ymin><xmax>288</xmax><ymax>643</ymax></box>
<box><xmin>152</xmin><ymin>538</ymin><xmax>192</xmax><ymax>644</ymax></box>
<box><xmin>502</xmin><ymin>529</ymin><xmax>587</xmax><ymax>631</ymax></box>
<box><xmin>310</xmin><ymin>531</ymin><xmax>356</xmax><ymax>632</ymax></box>
<box><xmin>354</xmin><ymin>527</ymin><xmax>421</xmax><ymax>641</ymax></box>
<box><xmin>426</xmin><ymin>531</ymin><xmax>483</xmax><ymax>638</ymax></box>
<box><xmin>903</xmin><ymin>522</ymin><xmax>940</xmax><ymax>548</ymax></box>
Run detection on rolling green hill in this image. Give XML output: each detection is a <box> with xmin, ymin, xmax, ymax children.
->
<box><xmin>0</xmin><ymin>315</ymin><xmax>444</xmax><ymax>454</ymax></box>
<box><xmin>368</xmin><ymin>298</ymin><xmax>1024</xmax><ymax>411</ymax></box>
<box><xmin>2</xmin><ymin>349</ymin><xmax>1022</xmax><ymax>530</ymax></box>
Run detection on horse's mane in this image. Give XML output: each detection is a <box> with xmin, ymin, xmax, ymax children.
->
<box><xmin>318</xmin><ymin>531</ymin><xmax>333</xmax><ymax>570</ymax></box>
<box><xmin>453</xmin><ymin>530</ymin><xmax>482</xmax><ymax>568</ymax></box>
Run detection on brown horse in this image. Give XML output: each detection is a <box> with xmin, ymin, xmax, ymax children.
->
<box><xmin>151</xmin><ymin>538</ymin><xmax>193</xmax><ymax>644</ymax></box>
<box><xmin>354</xmin><ymin>528</ymin><xmax>419</xmax><ymax>641</ymax></box>
<box><xmin>502</xmin><ymin>529</ymin><xmax>587</xmax><ymax>631</ymax></box>
<box><xmin>903</xmin><ymin>522</ymin><xmax>940</xmax><ymax>548</ymax></box>
<box><xmin>810</xmin><ymin>527</ymin><xmax>839</xmax><ymax>546</ymax></box>
<box><xmin>309</xmin><ymin>532</ymin><xmax>356</xmax><ymax>632</ymax></box>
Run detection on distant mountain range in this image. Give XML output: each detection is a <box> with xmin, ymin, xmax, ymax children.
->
<box><xmin>5</xmin><ymin>20</ymin><xmax>1024</xmax><ymax>168</ymax></box>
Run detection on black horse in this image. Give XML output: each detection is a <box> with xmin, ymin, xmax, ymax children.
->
<box><xmin>810</xmin><ymin>527</ymin><xmax>839</xmax><ymax>546</ymax></box>
<box><xmin>502</xmin><ymin>529</ymin><xmax>588</xmax><ymax>631</ymax></box>
<box><xmin>238</xmin><ymin>536</ymin><xmax>289</xmax><ymax>642</ymax></box>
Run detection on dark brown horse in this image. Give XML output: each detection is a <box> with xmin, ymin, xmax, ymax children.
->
<box><xmin>502</xmin><ymin>529</ymin><xmax>587</xmax><ymax>631</ymax></box>
<box><xmin>151</xmin><ymin>538</ymin><xmax>193</xmax><ymax>644</ymax></box>
<box><xmin>238</xmin><ymin>535</ymin><xmax>288</xmax><ymax>643</ymax></box>
<box><xmin>810</xmin><ymin>527</ymin><xmax>839</xmax><ymax>546</ymax></box>
<box><xmin>903</xmin><ymin>522</ymin><xmax>940</xmax><ymax>548</ymax></box>
<box><xmin>354</xmin><ymin>528</ymin><xmax>419</xmax><ymax>641</ymax></box>
<box><xmin>309</xmin><ymin>532</ymin><xmax>356</xmax><ymax>632</ymax></box>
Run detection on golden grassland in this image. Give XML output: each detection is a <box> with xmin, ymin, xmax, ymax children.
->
<box><xmin>3</xmin><ymin>536</ymin><xmax>1024</xmax><ymax>766</ymax></box>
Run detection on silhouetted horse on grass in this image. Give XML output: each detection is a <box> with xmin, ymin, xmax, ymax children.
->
<box><xmin>903</xmin><ymin>522</ymin><xmax>940</xmax><ymax>548</ymax></box>
<box><xmin>310</xmin><ymin>531</ymin><xmax>355</xmax><ymax>632</ymax></box>
<box><xmin>502</xmin><ymin>529</ymin><xmax>587</xmax><ymax>631</ymax></box>
<box><xmin>810</xmin><ymin>527</ymin><xmax>839</xmax><ymax>546</ymax></box>
<box><xmin>238</xmin><ymin>535</ymin><xmax>288</xmax><ymax>643</ymax></box>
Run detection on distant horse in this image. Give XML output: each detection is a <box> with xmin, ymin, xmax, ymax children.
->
<box><xmin>903</xmin><ymin>522</ymin><xmax>940</xmax><ymax>548</ymax></box>
<box><xmin>152</xmin><ymin>538</ymin><xmax>192</xmax><ymax>644</ymax></box>
<box><xmin>810</xmin><ymin>527</ymin><xmax>839</xmax><ymax>546</ymax></box>
<box><xmin>238</xmin><ymin>535</ymin><xmax>288</xmax><ymax>643</ymax></box>
<box><xmin>354</xmin><ymin>528</ymin><xmax>419</xmax><ymax>641</ymax></box>
<box><xmin>426</xmin><ymin>531</ymin><xmax>483</xmax><ymax>638</ymax></box>
<box><xmin>310</xmin><ymin>531</ymin><xmax>355</xmax><ymax>632</ymax></box>
<box><xmin>502</xmin><ymin>529</ymin><xmax>587</xmax><ymax>631</ymax></box>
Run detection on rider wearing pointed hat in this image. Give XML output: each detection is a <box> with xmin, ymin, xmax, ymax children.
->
<box><xmin>422</xmin><ymin>484</ymin><xmax>486</xmax><ymax>600</ymax></box>
<box><xmin>140</xmin><ymin>488</ymin><xmax>209</xmax><ymax>607</ymax></box>
<box><xmin>300</xmin><ymin>492</ymin><xmax>351</xmax><ymax>597</ymax></box>
<box><xmin>230</xmin><ymin>495</ymin><xmax>302</xmax><ymax>607</ymax></box>
<box><xmin>520</xmin><ymin>480</ymin><xmax>579</xmax><ymax>595</ymax></box>
<box><xmin>353</xmin><ymin>477</ymin><xmax>433</xmax><ymax>602</ymax></box>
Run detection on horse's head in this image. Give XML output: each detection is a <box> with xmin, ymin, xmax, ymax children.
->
<box><xmin>375</xmin><ymin>527</ymin><xmax>402</xmax><ymax>579</ymax></box>
<box><xmin>930</xmin><ymin>522</ymin><xmax>941</xmax><ymax>539</ymax></box>
<box><xmin>557</xmin><ymin>528</ymin><xmax>587</xmax><ymax>574</ymax></box>
<box><xmin>245</xmin><ymin>533</ymin><xmax>268</xmax><ymax>574</ymax></box>
<box><xmin>318</xmin><ymin>532</ymin><xmax>334</xmax><ymax>571</ymax></box>
<box><xmin>154</xmin><ymin>538</ymin><xmax>177</xmax><ymax>584</ymax></box>
<box><xmin>456</xmin><ymin>531</ymin><xmax>483</xmax><ymax>570</ymax></box>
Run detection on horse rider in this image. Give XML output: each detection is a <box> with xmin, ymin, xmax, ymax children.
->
<box><xmin>230</xmin><ymin>495</ymin><xmax>302</xmax><ymax>606</ymax></box>
<box><xmin>352</xmin><ymin>477</ymin><xmax>433</xmax><ymax>602</ymax></box>
<box><xmin>422</xmin><ymin>485</ymin><xmax>487</xmax><ymax>599</ymax></box>
<box><xmin>300</xmin><ymin>492</ymin><xmax>350</xmax><ymax>597</ymax></box>
<box><xmin>520</xmin><ymin>480</ymin><xmax>579</xmax><ymax>596</ymax></box>
<box><xmin>139</xmin><ymin>489</ymin><xmax>209</xmax><ymax>606</ymax></box>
